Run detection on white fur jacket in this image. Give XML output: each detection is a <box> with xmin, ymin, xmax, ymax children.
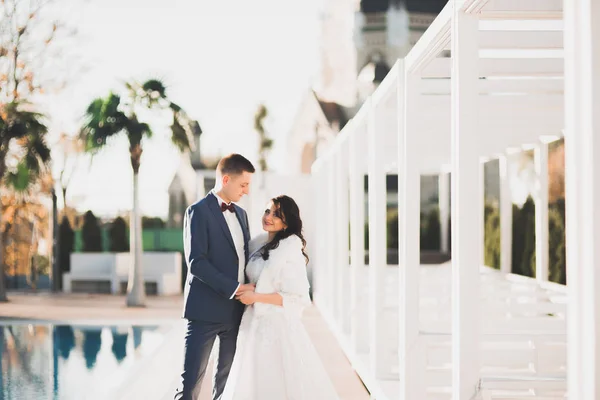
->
<box><xmin>245</xmin><ymin>233</ymin><xmax>311</xmax><ymax>319</ymax></box>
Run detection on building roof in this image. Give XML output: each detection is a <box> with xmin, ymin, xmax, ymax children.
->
<box><xmin>374</xmin><ymin>61</ymin><xmax>391</xmax><ymax>83</ymax></box>
<box><xmin>357</xmin><ymin>58</ymin><xmax>391</xmax><ymax>85</ymax></box>
<box><xmin>360</xmin><ymin>0</ymin><xmax>447</xmax><ymax>14</ymax></box>
<box><xmin>312</xmin><ymin>91</ymin><xmax>350</xmax><ymax>131</ymax></box>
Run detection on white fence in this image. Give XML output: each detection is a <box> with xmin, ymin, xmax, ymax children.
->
<box><xmin>310</xmin><ymin>0</ymin><xmax>600</xmax><ymax>398</ymax></box>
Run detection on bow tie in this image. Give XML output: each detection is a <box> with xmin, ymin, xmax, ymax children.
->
<box><xmin>221</xmin><ymin>202</ymin><xmax>235</xmax><ymax>213</ymax></box>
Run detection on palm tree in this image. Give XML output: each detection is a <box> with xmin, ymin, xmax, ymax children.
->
<box><xmin>0</xmin><ymin>101</ymin><xmax>50</xmax><ymax>302</ymax></box>
<box><xmin>253</xmin><ymin>104</ymin><xmax>273</xmax><ymax>172</ymax></box>
<box><xmin>81</xmin><ymin>79</ymin><xmax>199</xmax><ymax>307</ymax></box>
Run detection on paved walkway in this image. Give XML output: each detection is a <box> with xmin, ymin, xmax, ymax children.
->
<box><xmin>1</xmin><ymin>292</ymin><xmax>369</xmax><ymax>400</ymax></box>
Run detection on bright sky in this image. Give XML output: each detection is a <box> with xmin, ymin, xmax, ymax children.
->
<box><xmin>44</xmin><ymin>0</ymin><xmax>321</xmax><ymax>218</ymax></box>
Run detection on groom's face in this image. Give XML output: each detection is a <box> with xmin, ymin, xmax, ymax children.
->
<box><xmin>223</xmin><ymin>171</ymin><xmax>253</xmax><ymax>202</ymax></box>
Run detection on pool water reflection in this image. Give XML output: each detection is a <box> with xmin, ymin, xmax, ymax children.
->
<box><xmin>0</xmin><ymin>324</ymin><xmax>165</xmax><ymax>400</ymax></box>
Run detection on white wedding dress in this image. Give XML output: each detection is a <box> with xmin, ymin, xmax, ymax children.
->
<box><xmin>221</xmin><ymin>234</ymin><xmax>340</xmax><ymax>400</ymax></box>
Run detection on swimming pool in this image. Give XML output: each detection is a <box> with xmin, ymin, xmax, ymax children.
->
<box><xmin>0</xmin><ymin>323</ymin><xmax>166</xmax><ymax>400</ymax></box>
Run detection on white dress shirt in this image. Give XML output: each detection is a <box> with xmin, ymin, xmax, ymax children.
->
<box><xmin>212</xmin><ymin>190</ymin><xmax>245</xmax><ymax>299</ymax></box>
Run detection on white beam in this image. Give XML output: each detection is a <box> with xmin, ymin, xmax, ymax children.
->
<box><xmin>405</xmin><ymin>1</ymin><xmax>453</xmax><ymax>74</ymax></box>
<box><xmin>478</xmin><ymin>19</ymin><xmax>563</xmax><ymax>32</ymax></box>
<box><xmin>367</xmin><ymin>98</ymin><xmax>388</xmax><ymax>378</ymax></box>
<box><xmin>479</xmin><ymin>10</ymin><xmax>563</xmax><ymax>20</ymax></box>
<box><xmin>372</xmin><ymin>60</ymin><xmax>401</xmax><ymax>108</ymax></box>
<box><xmin>499</xmin><ymin>154</ymin><xmax>513</xmax><ymax>274</ymax></box>
<box><xmin>349</xmin><ymin>122</ymin><xmax>368</xmax><ymax>354</ymax></box>
<box><xmin>382</xmin><ymin>108</ymin><xmax>400</xmax><ymax>165</ymax></box>
<box><xmin>422</xmin><ymin>57</ymin><xmax>564</xmax><ymax>78</ymax></box>
<box><xmin>336</xmin><ymin>142</ymin><xmax>350</xmax><ymax>332</ymax></box>
<box><xmin>479</xmin><ymin>48</ymin><xmax>563</xmax><ymax>59</ymax></box>
<box><xmin>413</xmin><ymin>123</ymin><xmax>563</xmax><ymax>161</ymax></box>
<box><xmin>474</xmin><ymin>30</ymin><xmax>563</xmax><ymax>50</ymax></box>
<box><xmin>327</xmin><ymin>157</ymin><xmax>338</xmax><ymax>318</ymax></box>
<box><xmin>564</xmin><ymin>0</ymin><xmax>600</xmax><ymax>398</ymax></box>
<box><xmin>451</xmin><ymin>8</ymin><xmax>481</xmax><ymax>399</ymax></box>
<box><xmin>534</xmin><ymin>141</ymin><xmax>549</xmax><ymax>282</ymax></box>
<box><xmin>479</xmin><ymin>0</ymin><xmax>562</xmax><ymax>20</ymax></box>
<box><xmin>399</xmin><ymin>62</ymin><xmax>424</xmax><ymax>399</ymax></box>
<box><xmin>419</xmin><ymin>77</ymin><xmax>563</xmax><ymax>95</ymax></box>
<box><xmin>419</xmin><ymin>94</ymin><xmax>564</xmax><ymax>113</ymax></box>
<box><xmin>418</xmin><ymin>113</ymin><xmax>563</xmax><ymax>133</ymax></box>
<box><xmin>439</xmin><ymin>172</ymin><xmax>451</xmax><ymax>254</ymax></box>
<box><xmin>480</xmin><ymin>160</ymin><xmax>486</xmax><ymax>267</ymax></box>
<box><xmin>313</xmin><ymin>165</ymin><xmax>331</xmax><ymax>310</ymax></box>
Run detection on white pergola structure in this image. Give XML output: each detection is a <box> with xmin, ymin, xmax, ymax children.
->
<box><xmin>312</xmin><ymin>0</ymin><xmax>599</xmax><ymax>398</ymax></box>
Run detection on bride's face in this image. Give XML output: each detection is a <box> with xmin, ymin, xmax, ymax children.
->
<box><xmin>262</xmin><ymin>202</ymin><xmax>287</xmax><ymax>233</ymax></box>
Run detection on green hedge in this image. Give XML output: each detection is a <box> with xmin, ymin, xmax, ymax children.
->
<box><xmin>81</xmin><ymin>211</ymin><xmax>102</xmax><ymax>252</ymax></box>
<box><xmin>483</xmin><ymin>196</ymin><xmax>566</xmax><ymax>284</ymax></box>
<box><xmin>108</xmin><ymin>217</ymin><xmax>129</xmax><ymax>252</ymax></box>
<box><xmin>74</xmin><ymin>227</ymin><xmax>183</xmax><ymax>253</ymax></box>
<box><xmin>362</xmin><ymin>207</ymin><xmax>442</xmax><ymax>251</ymax></box>
<box><xmin>59</xmin><ymin>216</ymin><xmax>75</xmax><ymax>274</ymax></box>
<box><xmin>484</xmin><ymin>204</ymin><xmax>501</xmax><ymax>269</ymax></box>
<box><xmin>548</xmin><ymin>199</ymin><xmax>566</xmax><ymax>284</ymax></box>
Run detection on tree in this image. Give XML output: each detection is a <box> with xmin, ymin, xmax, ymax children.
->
<box><xmin>0</xmin><ymin>0</ymin><xmax>79</xmax><ymax>301</ymax></box>
<box><xmin>109</xmin><ymin>217</ymin><xmax>129</xmax><ymax>252</ymax></box>
<box><xmin>548</xmin><ymin>202</ymin><xmax>566</xmax><ymax>284</ymax></box>
<box><xmin>253</xmin><ymin>104</ymin><xmax>273</xmax><ymax>172</ymax></box>
<box><xmin>0</xmin><ymin>102</ymin><xmax>50</xmax><ymax>301</ymax></box>
<box><xmin>1</xmin><ymin>180</ymin><xmax>51</xmax><ymax>292</ymax></box>
<box><xmin>421</xmin><ymin>208</ymin><xmax>441</xmax><ymax>251</ymax></box>
<box><xmin>54</xmin><ymin>133</ymin><xmax>88</xmax><ymax>210</ymax></box>
<box><xmin>386</xmin><ymin>208</ymin><xmax>398</xmax><ymax>250</ymax></box>
<box><xmin>142</xmin><ymin>216</ymin><xmax>165</xmax><ymax>229</ymax></box>
<box><xmin>81</xmin><ymin>79</ymin><xmax>198</xmax><ymax>307</ymax></box>
<box><xmin>1</xmin><ymin>0</ymin><xmax>82</xmax><ymax>104</ymax></box>
<box><xmin>548</xmin><ymin>139</ymin><xmax>565</xmax><ymax>203</ymax></box>
<box><xmin>81</xmin><ymin>211</ymin><xmax>102</xmax><ymax>252</ymax></box>
<box><xmin>512</xmin><ymin>196</ymin><xmax>536</xmax><ymax>277</ymax></box>
<box><xmin>58</xmin><ymin>215</ymin><xmax>74</xmax><ymax>276</ymax></box>
<box><xmin>484</xmin><ymin>204</ymin><xmax>501</xmax><ymax>269</ymax></box>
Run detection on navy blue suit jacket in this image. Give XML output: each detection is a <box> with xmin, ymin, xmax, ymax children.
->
<box><xmin>182</xmin><ymin>193</ymin><xmax>250</xmax><ymax>323</ymax></box>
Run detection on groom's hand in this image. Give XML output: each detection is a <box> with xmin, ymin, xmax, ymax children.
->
<box><xmin>235</xmin><ymin>283</ymin><xmax>255</xmax><ymax>296</ymax></box>
<box><xmin>236</xmin><ymin>291</ymin><xmax>256</xmax><ymax>305</ymax></box>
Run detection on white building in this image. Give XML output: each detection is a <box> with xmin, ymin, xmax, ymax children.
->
<box><xmin>167</xmin><ymin>125</ymin><xmax>216</xmax><ymax>228</ymax></box>
<box><xmin>285</xmin><ymin>90</ymin><xmax>351</xmax><ymax>175</ymax></box>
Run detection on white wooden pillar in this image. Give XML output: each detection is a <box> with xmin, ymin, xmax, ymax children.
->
<box><xmin>479</xmin><ymin>160</ymin><xmax>486</xmax><ymax>267</ymax></box>
<box><xmin>367</xmin><ymin>98</ymin><xmax>388</xmax><ymax>378</ymax></box>
<box><xmin>439</xmin><ymin>171</ymin><xmax>450</xmax><ymax>254</ymax></box>
<box><xmin>311</xmin><ymin>163</ymin><xmax>326</xmax><ymax>306</ymax></box>
<box><xmin>498</xmin><ymin>154</ymin><xmax>512</xmax><ymax>275</ymax></box>
<box><xmin>336</xmin><ymin>139</ymin><xmax>351</xmax><ymax>333</ymax></box>
<box><xmin>399</xmin><ymin>63</ymin><xmax>425</xmax><ymax>399</ymax></box>
<box><xmin>326</xmin><ymin>156</ymin><xmax>338</xmax><ymax>317</ymax></box>
<box><xmin>534</xmin><ymin>141</ymin><xmax>549</xmax><ymax>282</ymax></box>
<box><xmin>450</xmin><ymin>7</ymin><xmax>481</xmax><ymax>399</ymax></box>
<box><xmin>349</xmin><ymin>123</ymin><xmax>368</xmax><ymax>353</ymax></box>
<box><xmin>564</xmin><ymin>0</ymin><xmax>600</xmax><ymax>397</ymax></box>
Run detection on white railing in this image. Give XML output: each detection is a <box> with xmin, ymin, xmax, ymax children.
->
<box><xmin>310</xmin><ymin>0</ymin><xmax>584</xmax><ymax>398</ymax></box>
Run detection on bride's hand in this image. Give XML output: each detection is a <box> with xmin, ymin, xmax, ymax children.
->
<box><xmin>237</xmin><ymin>291</ymin><xmax>257</xmax><ymax>305</ymax></box>
<box><xmin>235</xmin><ymin>283</ymin><xmax>256</xmax><ymax>296</ymax></box>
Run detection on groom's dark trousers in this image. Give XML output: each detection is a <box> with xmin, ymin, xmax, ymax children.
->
<box><xmin>174</xmin><ymin>193</ymin><xmax>250</xmax><ymax>400</ymax></box>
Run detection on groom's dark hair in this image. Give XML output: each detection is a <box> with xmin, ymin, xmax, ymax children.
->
<box><xmin>217</xmin><ymin>154</ymin><xmax>255</xmax><ymax>176</ymax></box>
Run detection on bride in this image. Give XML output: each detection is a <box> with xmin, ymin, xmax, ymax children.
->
<box><xmin>221</xmin><ymin>195</ymin><xmax>340</xmax><ymax>400</ymax></box>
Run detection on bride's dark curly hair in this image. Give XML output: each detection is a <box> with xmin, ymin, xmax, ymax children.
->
<box><xmin>261</xmin><ymin>195</ymin><xmax>309</xmax><ymax>265</ymax></box>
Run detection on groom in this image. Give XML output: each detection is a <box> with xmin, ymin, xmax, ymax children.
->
<box><xmin>175</xmin><ymin>153</ymin><xmax>256</xmax><ymax>400</ymax></box>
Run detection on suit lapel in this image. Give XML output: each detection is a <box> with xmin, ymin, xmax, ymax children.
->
<box><xmin>207</xmin><ymin>193</ymin><xmax>236</xmax><ymax>253</ymax></box>
<box><xmin>234</xmin><ymin>207</ymin><xmax>250</xmax><ymax>264</ymax></box>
